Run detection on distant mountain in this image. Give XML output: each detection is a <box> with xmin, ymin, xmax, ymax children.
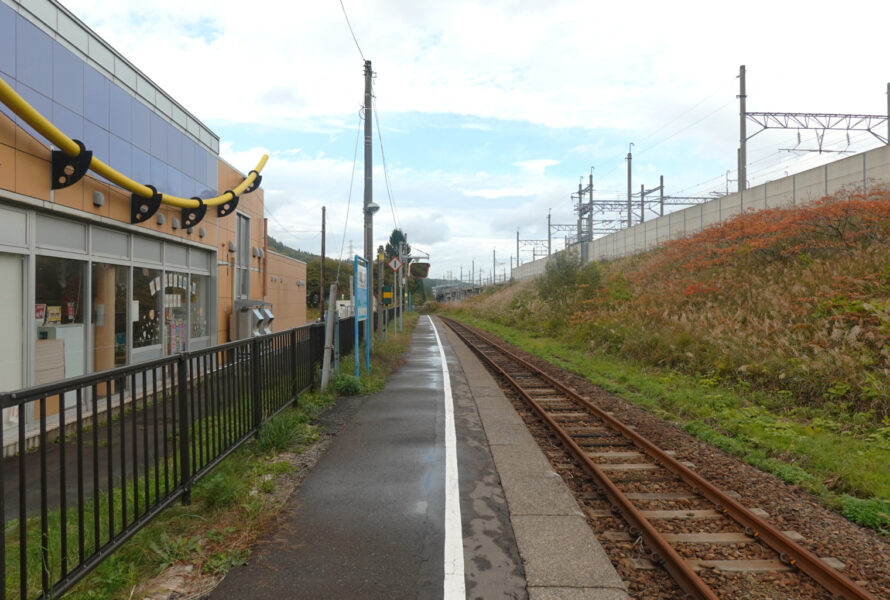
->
<box><xmin>267</xmin><ymin>236</ymin><xmax>317</xmax><ymax>263</ymax></box>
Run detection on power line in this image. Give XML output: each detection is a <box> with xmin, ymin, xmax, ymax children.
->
<box><xmin>636</xmin><ymin>81</ymin><xmax>731</xmax><ymax>146</ymax></box>
<box><xmin>334</xmin><ymin>111</ymin><xmax>365</xmax><ymax>285</ymax></box>
<box><xmin>338</xmin><ymin>0</ymin><xmax>366</xmax><ymax>61</ymax></box>
<box><xmin>636</xmin><ymin>99</ymin><xmax>736</xmax><ymax>157</ymax></box>
<box><xmin>372</xmin><ymin>95</ymin><xmax>401</xmax><ymax>233</ymax></box>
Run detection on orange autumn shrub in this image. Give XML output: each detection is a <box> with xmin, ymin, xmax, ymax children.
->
<box><xmin>566</xmin><ymin>186</ymin><xmax>890</xmax><ymax>415</ymax></box>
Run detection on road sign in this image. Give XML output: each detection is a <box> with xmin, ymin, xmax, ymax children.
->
<box><xmin>387</xmin><ymin>257</ymin><xmax>402</xmax><ymax>272</ymax></box>
<box><xmin>382</xmin><ymin>285</ymin><xmax>393</xmax><ymax>305</ymax></box>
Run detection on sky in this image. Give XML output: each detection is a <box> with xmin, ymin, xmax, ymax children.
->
<box><xmin>61</xmin><ymin>0</ymin><xmax>890</xmax><ymax>283</ymax></box>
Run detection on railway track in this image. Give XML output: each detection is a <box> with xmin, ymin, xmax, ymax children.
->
<box><xmin>441</xmin><ymin>317</ymin><xmax>878</xmax><ymax>600</ymax></box>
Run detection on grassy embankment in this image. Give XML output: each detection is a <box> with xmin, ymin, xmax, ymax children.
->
<box><xmin>442</xmin><ymin>188</ymin><xmax>890</xmax><ymax>533</ymax></box>
<box><xmin>7</xmin><ymin>314</ymin><xmax>419</xmax><ymax>600</ymax></box>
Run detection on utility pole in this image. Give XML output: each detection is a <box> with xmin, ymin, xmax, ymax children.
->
<box><xmin>471</xmin><ymin>259</ymin><xmax>475</xmax><ymax>286</ymax></box>
<box><xmin>577</xmin><ymin>180</ymin><xmax>583</xmax><ymax>242</ymax></box>
<box><xmin>738</xmin><ymin>64</ymin><xmax>747</xmax><ymax>193</ymax></box>
<box><xmin>492</xmin><ymin>248</ymin><xmax>496</xmax><ymax>285</ymax></box>
<box><xmin>887</xmin><ymin>82</ymin><xmax>889</xmax><ymax>143</ymax></box>
<box><xmin>547</xmin><ymin>211</ymin><xmax>551</xmax><ymax>255</ymax></box>
<box><xmin>640</xmin><ymin>184</ymin><xmax>645</xmax><ymax>223</ymax></box>
<box><xmin>588</xmin><ymin>169</ymin><xmax>594</xmax><ymax>240</ymax></box>
<box><xmin>320</xmin><ymin>206</ymin><xmax>326</xmax><ymax>320</ymax></box>
<box><xmin>516</xmin><ymin>230</ymin><xmax>520</xmax><ymax>266</ymax></box>
<box><xmin>659</xmin><ymin>175</ymin><xmax>664</xmax><ymax>217</ymax></box>
<box><xmin>626</xmin><ymin>143</ymin><xmax>633</xmax><ymax>228</ymax></box>
<box><xmin>362</xmin><ymin>60</ymin><xmax>379</xmax><ymax>347</ymax></box>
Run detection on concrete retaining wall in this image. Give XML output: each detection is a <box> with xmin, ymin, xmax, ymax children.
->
<box><xmin>513</xmin><ymin>144</ymin><xmax>890</xmax><ymax>281</ymax></box>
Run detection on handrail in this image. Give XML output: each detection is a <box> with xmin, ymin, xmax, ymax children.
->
<box><xmin>0</xmin><ymin>74</ymin><xmax>267</xmax><ymax>209</ymax></box>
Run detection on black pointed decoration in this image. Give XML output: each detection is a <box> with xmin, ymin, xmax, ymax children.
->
<box><xmin>51</xmin><ymin>139</ymin><xmax>92</xmax><ymax>189</ymax></box>
<box><xmin>131</xmin><ymin>184</ymin><xmax>163</xmax><ymax>224</ymax></box>
<box><xmin>182</xmin><ymin>196</ymin><xmax>207</xmax><ymax>228</ymax></box>
<box><xmin>216</xmin><ymin>190</ymin><xmax>239</xmax><ymax>217</ymax></box>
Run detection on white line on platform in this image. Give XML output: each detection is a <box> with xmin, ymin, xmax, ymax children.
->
<box><xmin>428</xmin><ymin>316</ymin><xmax>466</xmax><ymax>599</ymax></box>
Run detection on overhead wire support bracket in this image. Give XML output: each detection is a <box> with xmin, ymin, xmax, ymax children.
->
<box><xmin>746</xmin><ymin>111</ymin><xmax>888</xmax><ymax>146</ymax></box>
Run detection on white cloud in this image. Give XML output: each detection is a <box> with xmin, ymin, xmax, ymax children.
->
<box><xmin>514</xmin><ymin>159</ymin><xmax>559</xmax><ymax>176</ymax></box>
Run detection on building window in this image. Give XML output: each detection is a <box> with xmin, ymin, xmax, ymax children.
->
<box><xmin>190</xmin><ymin>274</ymin><xmax>209</xmax><ymax>339</ymax></box>
<box><xmin>35</xmin><ymin>256</ymin><xmax>86</xmax><ymax>386</ymax></box>
<box><xmin>133</xmin><ymin>267</ymin><xmax>162</xmax><ymax>349</ymax></box>
<box><xmin>236</xmin><ymin>213</ymin><xmax>250</xmax><ymax>300</ymax></box>
<box><xmin>164</xmin><ymin>271</ymin><xmax>189</xmax><ymax>354</ymax></box>
<box><xmin>0</xmin><ymin>253</ymin><xmax>24</xmax><ymax>425</ymax></box>
<box><xmin>91</xmin><ymin>263</ymin><xmax>128</xmax><ymax>372</ymax></box>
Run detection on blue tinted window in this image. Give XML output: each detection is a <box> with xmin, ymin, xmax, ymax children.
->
<box><xmin>149</xmin><ymin>112</ymin><xmax>166</xmax><ymax>159</ymax></box>
<box><xmin>83</xmin><ymin>66</ymin><xmax>109</xmax><ymax>129</ymax></box>
<box><xmin>52</xmin><ymin>44</ymin><xmax>83</xmax><ymax>114</ymax></box>
<box><xmin>180</xmin><ymin>136</ymin><xmax>195</xmax><ymax>175</ymax></box>
<box><xmin>109</xmin><ymin>84</ymin><xmax>131</xmax><ymax>139</ymax></box>
<box><xmin>167</xmin><ymin>127</ymin><xmax>182</xmax><ymax>167</ymax></box>
<box><xmin>16</xmin><ymin>17</ymin><xmax>52</xmax><ymax>96</ymax></box>
<box><xmin>205</xmin><ymin>151</ymin><xmax>217</xmax><ymax>189</ymax></box>
<box><xmin>132</xmin><ymin>147</ymin><xmax>150</xmax><ymax>184</ymax></box>
<box><xmin>192</xmin><ymin>143</ymin><xmax>205</xmax><ymax>184</ymax></box>
<box><xmin>0</xmin><ymin>4</ymin><xmax>15</xmax><ymax>78</ymax></box>
<box><xmin>16</xmin><ymin>83</ymin><xmax>52</xmax><ymax>146</ymax></box>
<box><xmin>83</xmin><ymin>120</ymin><xmax>109</xmax><ymax>165</ymax></box>
<box><xmin>150</xmin><ymin>156</ymin><xmax>168</xmax><ymax>191</ymax></box>
<box><xmin>53</xmin><ymin>101</ymin><xmax>83</xmax><ymax>141</ymax></box>
<box><xmin>109</xmin><ymin>134</ymin><xmax>132</xmax><ymax>175</ymax></box>
<box><xmin>167</xmin><ymin>165</ymin><xmax>181</xmax><ymax>197</ymax></box>
<box><xmin>131</xmin><ymin>100</ymin><xmax>150</xmax><ymax>151</ymax></box>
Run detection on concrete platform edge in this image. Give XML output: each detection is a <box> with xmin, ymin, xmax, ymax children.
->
<box><xmin>438</xmin><ymin>318</ymin><xmax>630</xmax><ymax>599</ymax></box>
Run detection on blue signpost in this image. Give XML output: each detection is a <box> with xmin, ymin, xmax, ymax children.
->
<box><xmin>354</xmin><ymin>255</ymin><xmax>371</xmax><ymax>378</ymax></box>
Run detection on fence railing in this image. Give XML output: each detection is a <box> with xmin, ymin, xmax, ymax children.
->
<box><xmin>0</xmin><ymin>306</ymin><xmax>402</xmax><ymax>599</ymax></box>
<box><xmin>1</xmin><ymin>325</ymin><xmax>312</xmax><ymax>598</ymax></box>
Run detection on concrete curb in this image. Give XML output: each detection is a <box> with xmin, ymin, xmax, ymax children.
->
<box><xmin>439</xmin><ymin>319</ymin><xmax>630</xmax><ymax>599</ymax></box>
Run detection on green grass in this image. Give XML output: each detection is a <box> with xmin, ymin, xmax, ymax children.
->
<box><xmin>450</xmin><ymin>313</ymin><xmax>890</xmax><ymax>534</ymax></box>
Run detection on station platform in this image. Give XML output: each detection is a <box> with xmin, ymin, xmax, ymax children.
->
<box><xmin>210</xmin><ymin>316</ymin><xmax>629</xmax><ymax>599</ymax></box>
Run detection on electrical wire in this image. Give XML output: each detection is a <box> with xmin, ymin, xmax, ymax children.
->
<box><xmin>636</xmin><ymin>99</ymin><xmax>736</xmax><ymax>157</ymax></box>
<box><xmin>635</xmin><ymin>81</ymin><xmax>731</xmax><ymax>146</ymax></box>
<box><xmin>338</xmin><ymin>0</ymin><xmax>366</xmax><ymax>62</ymax></box>
<box><xmin>372</xmin><ymin>96</ymin><xmax>401</xmax><ymax>233</ymax></box>
<box><xmin>334</xmin><ymin>110</ymin><xmax>365</xmax><ymax>286</ymax></box>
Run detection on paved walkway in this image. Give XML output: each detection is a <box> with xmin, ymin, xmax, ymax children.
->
<box><xmin>210</xmin><ymin>316</ymin><xmax>629</xmax><ymax>599</ymax></box>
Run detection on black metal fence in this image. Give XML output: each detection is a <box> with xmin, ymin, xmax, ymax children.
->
<box><xmin>0</xmin><ymin>324</ymin><xmax>327</xmax><ymax>599</ymax></box>
<box><xmin>0</xmin><ymin>307</ymin><xmax>403</xmax><ymax>599</ymax></box>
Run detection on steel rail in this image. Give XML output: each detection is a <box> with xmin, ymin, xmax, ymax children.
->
<box><xmin>442</xmin><ymin>317</ymin><xmax>877</xmax><ymax>600</ymax></box>
<box><xmin>0</xmin><ymin>74</ymin><xmax>267</xmax><ymax>209</ymax></box>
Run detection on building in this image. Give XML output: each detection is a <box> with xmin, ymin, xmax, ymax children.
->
<box><xmin>0</xmin><ymin>0</ymin><xmax>307</xmax><ymax>430</ymax></box>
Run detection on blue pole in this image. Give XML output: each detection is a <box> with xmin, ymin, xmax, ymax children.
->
<box><xmin>365</xmin><ymin>259</ymin><xmax>371</xmax><ymax>371</ymax></box>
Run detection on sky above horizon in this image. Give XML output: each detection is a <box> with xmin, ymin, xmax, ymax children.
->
<box><xmin>61</xmin><ymin>0</ymin><xmax>890</xmax><ymax>282</ymax></box>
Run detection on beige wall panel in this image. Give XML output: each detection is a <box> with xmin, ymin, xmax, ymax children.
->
<box><xmin>826</xmin><ymin>154</ymin><xmax>866</xmax><ymax>195</ymax></box>
<box><xmin>265</xmin><ymin>252</ymin><xmax>307</xmax><ymax>330</ymax></box>
<box><xmin>741</xmin><ymin>185</ymin><xmax>766</xmax><ymax>213</ymax></box>
<box><xmin>766</xmin><ymin>176</ymin><xmax>794</xmax><ymax>209</ymax></box>
<box><xmin>14</xmin><ymin>150</ymin><xmax>50</xmax><ymax>201</ymax></box>
<box><xmin>720</xmin><ymin>194</ymin><xmax>742</xmax><ymax>221</ymax></box>
<box><xmin>53</xmin><ymin>178</ymin><xmax>85</xmax><ymax>212</ymax></box>
<box><xmin>793</xmin><ymin>168</ymin><xmax>826</xmax><ymax>205</ymax></box>
<box><xmin>0</xmin><ymin>113</ymin><xmax>14</xmax><ymax>147</ymax></box>
<box><xmin>0</xmin><ymin>144</ymin><xmax>14</xmax><ymax>192</ymax></box>
<box><xmin>864</xmin><ymin>145</ymin><xmax>890</xmax><ymax>186</ymax></box>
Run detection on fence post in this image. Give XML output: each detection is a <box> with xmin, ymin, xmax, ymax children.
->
<box><xmin>177</xmin><ymin>354</ymin><xmax>192</xmax><ymax>505</ymax></box>
<box><xmin>251</xmin><ymin>336</ymin><xmax>262</xmax><ymax>431</ymax></box>
<box><xmin>290</xmin><ymin>328</ymin><xmax>298</xmax><ymax>403</ymax></box>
